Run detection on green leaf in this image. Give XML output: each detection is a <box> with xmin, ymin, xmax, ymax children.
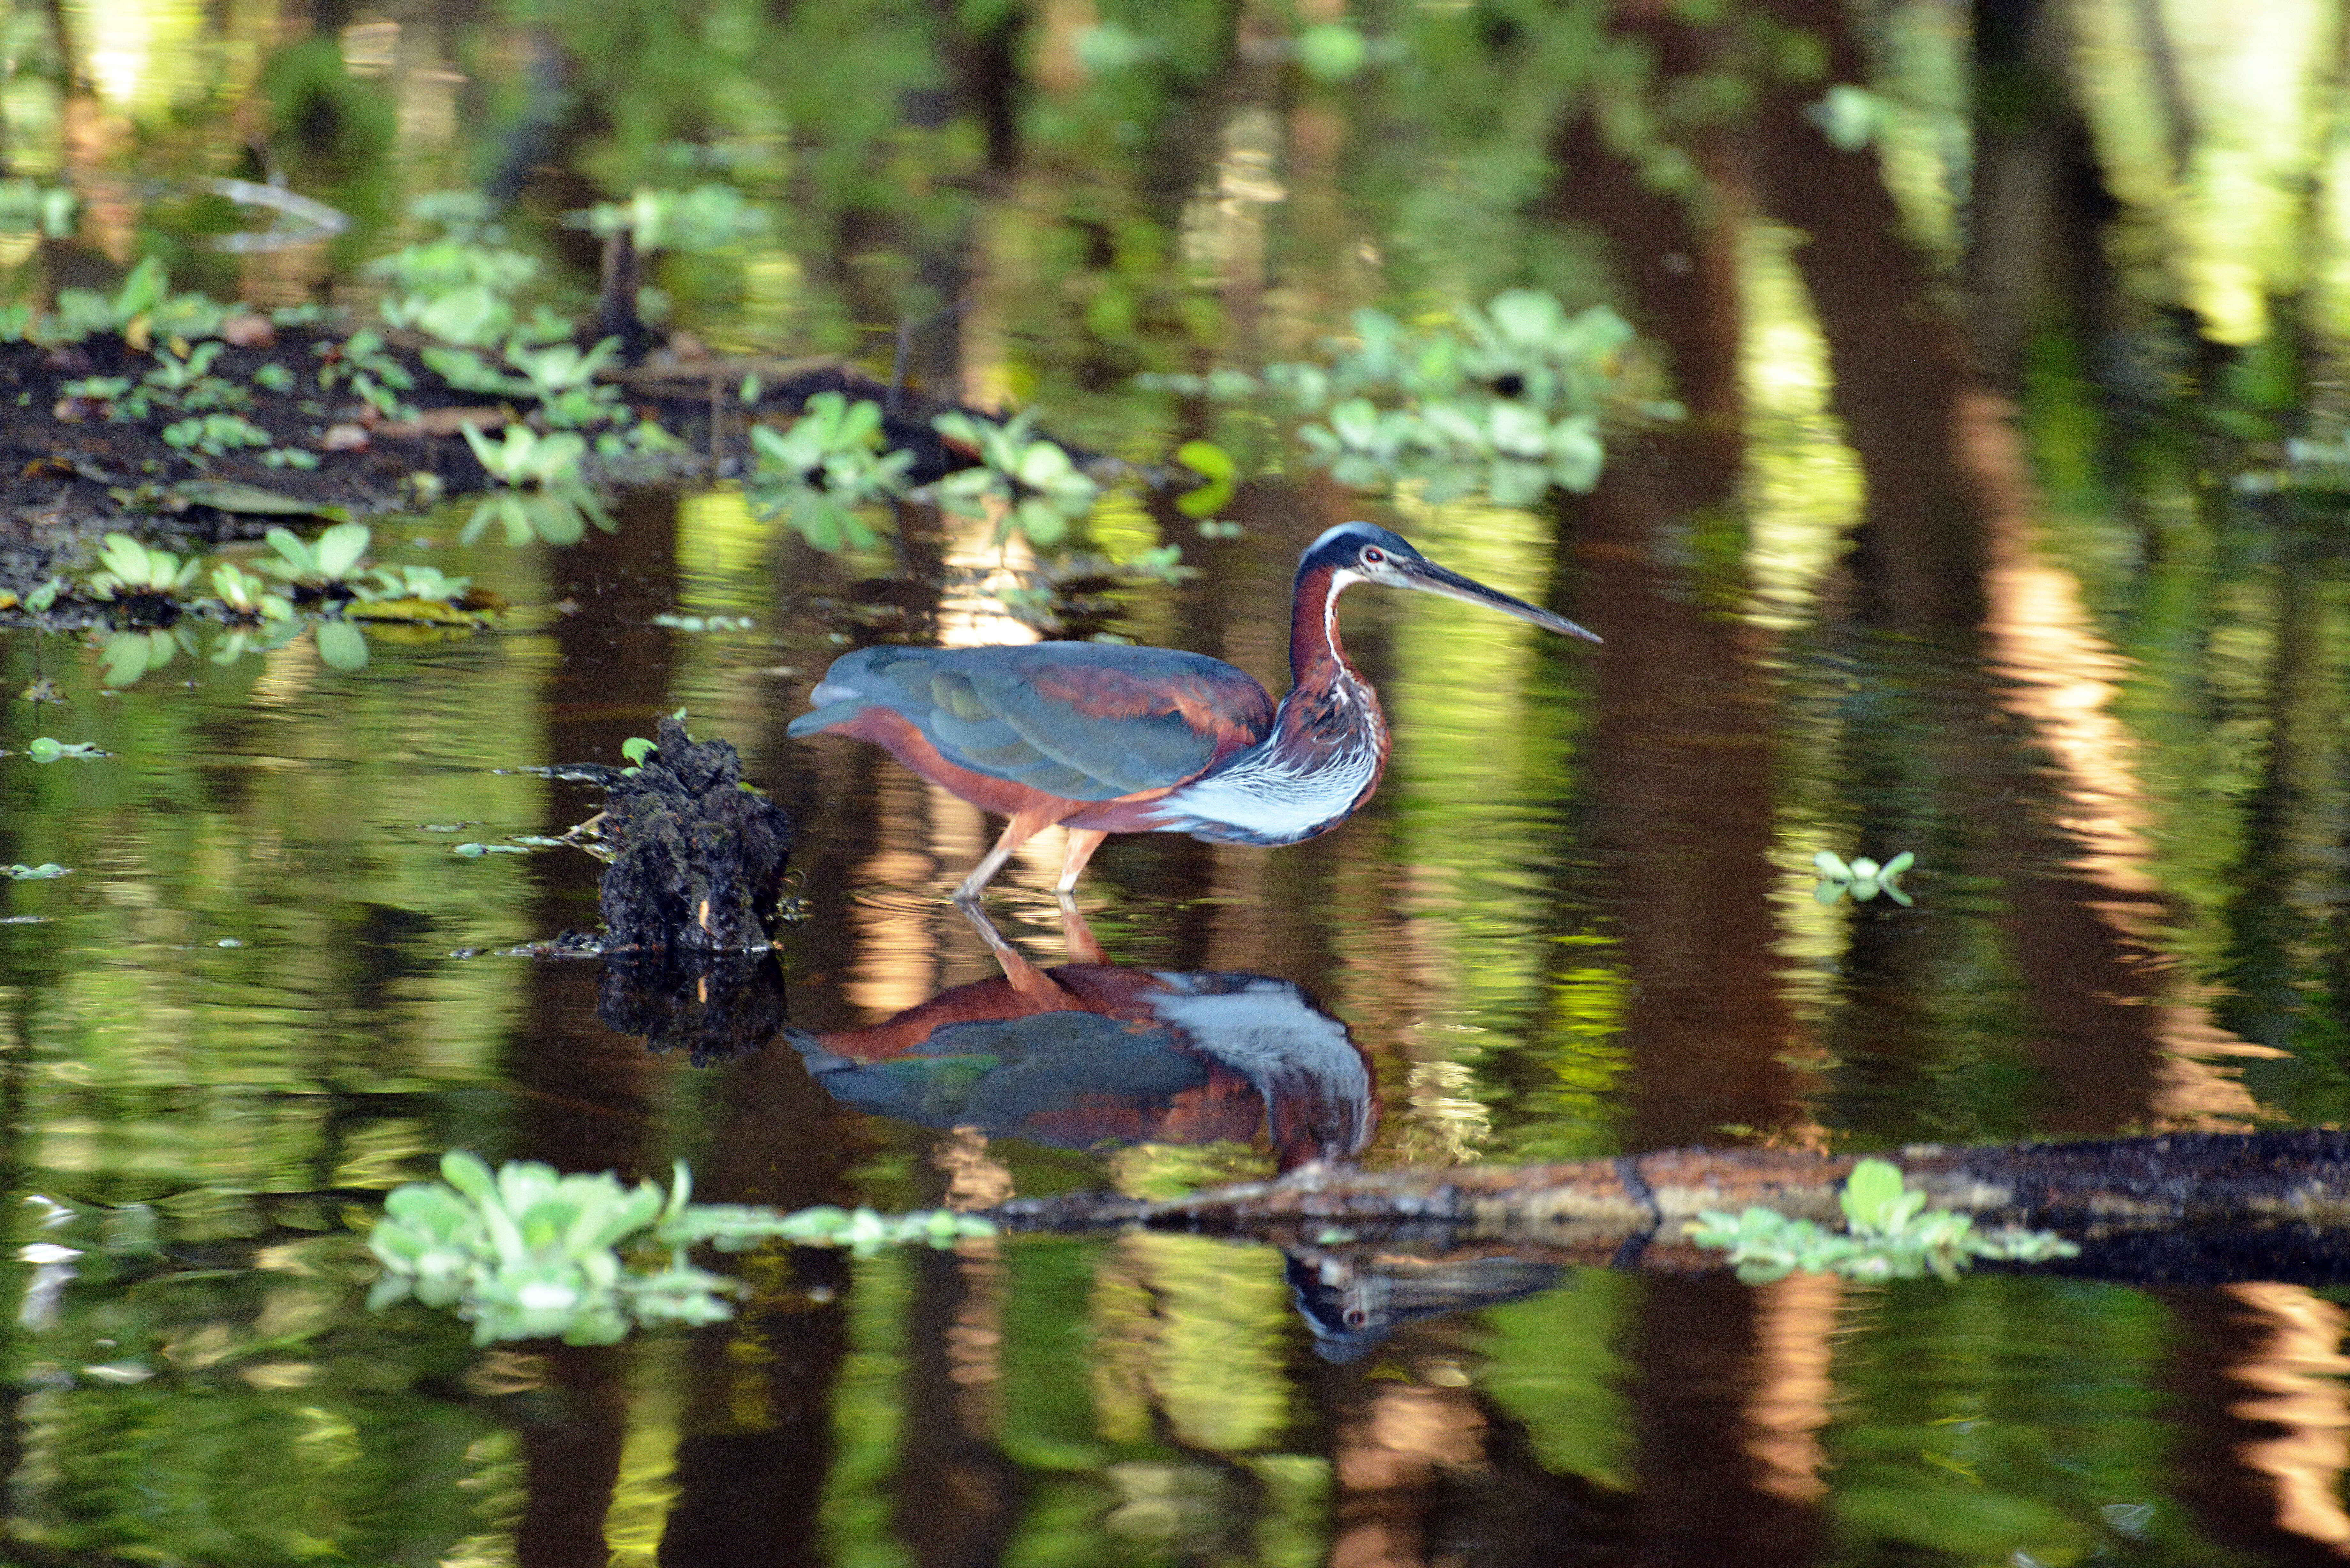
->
<box><xmin>1175</xmin><ymin>471</ymin><xmax>1235</xmax><ymax>519</ymax></box>
<box><xmin>621</xmin><ymin>736</ymin><xmax>656</xmax><ymax>765</ymax></box>
<box><xmin>314</xmin><ymin>522</ymin><xmax>372</xmax><ymax>579</ymax></box>
<box><xmin>113</xmin><ymin>256</ymin><xmax>169</xmax><ymax>323</ymax></box>
<box><xmin>836</xmin><ymin>398</ymin><xmax>882</xmax><ymax>448</ymax></box>
<box><xmin>1810</xmin><ymin>83</ymin><xmax>1879</xmax><ymax>151</ymax></box>
<box><xmin>314</xmin><ymin>620</ymin><xmax>369</xmax><ymax>670</ymax></box>
<box><xmin>1175</xmin><ymin>440</ymin><xmax>1237</xmax><ymax>484</ymax></box>
<box><xmin>1013</xmin><ymin>498</ymin><xmax>1068</xmax><ymax>545</ymax></box>
<box><xmin>439</xmin><ymin>1151</ymin><xmax>497</xmax><ymax>1201</ymax></box>
<box><xmin>177</xmin><ymin>480</ymin><xmax>343</xmax><ymax>519</ymax></box>
<box><xmin>1330</xmin><ymin>398</ymin><xmax>1380</xmax><ymax>449</ymax></box>
<box><xmin>1296</xmin><ymin>21</ymin><xmax>1368</xmax><ymax>82</ymax></box>
<box><xmin>1839</xmin><ymin>1158</ymin><xmax>1908</xmax><ymax>1231</ymax></box>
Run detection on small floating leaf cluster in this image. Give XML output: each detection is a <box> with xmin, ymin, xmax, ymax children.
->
<box><xmin>933</xmin><ymin>407</ymin><xmax>1101</xmax><ymax>545</ymax></box>
<box><xmin>731</xmin><ymin>287</ymin><xmax>1634</xmax><ymax>575</ymax></box>
<box><xmin>1813</xmin><ymin>849</ymin><xmax>1915</xmax><ymax>905</ymax></box>
<box><xmin>1144</xmin><ymin>288</ymin><xmax>1652</xmax><ymax>506</ymax></box>
<box><xmin>741</xmin><ymin>396</ymin><xmax>1103</xmax><ymax>554</ymax></box>
<box><xmin>744</xmin><ymin>391</ymin><xmax>913</xmax><ymax>549</ymax></box>
<box><xmin>566</xmin><ymin>182</ymin><xmax>769</xmax><ymax>256</ymax></box>
<box><xmin>3</xmin><ymin>522</ymin><xmax>496</xmax><ymax>684</ymax></box>
<box><xmin>1685</xmin><ymin>1157</ymin><xmax>2079</xmax><ymax>1284</ymax></box>
<box><xmin>367</xmin><ymin>1151</ymin><xmax>994</xmax><ymax>1346</ymax></box>
<box><xmin>461</xmin><ymin>426</ymin><xmax>614</xmax><ymax>545</ymax></box>
<box><xmin>8</xmin><ymin>739</ymin><xmax>107</xmax><ymax>762</ymax></box>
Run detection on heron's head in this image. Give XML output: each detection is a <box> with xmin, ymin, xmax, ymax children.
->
<box><xmin>1301</xmin><ymin>522</ymin><xmax>1601</xmax><ymax>644</ymax></box>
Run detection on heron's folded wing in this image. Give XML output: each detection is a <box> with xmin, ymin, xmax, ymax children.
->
<box><xmin>967</xmin><ymin>652</ymin><xmax>1275</xmax><ymax>796</ymax></box>
<box><xmin>789</xmin><ymin>643</ymin><xmax>1274</xmax><ymax>802</ymax></box>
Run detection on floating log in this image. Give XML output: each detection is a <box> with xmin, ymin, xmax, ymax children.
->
<box><xmin>994</xmin><ymin>1131</ymin><xmax>2350</xmax><ymax>1287</ymax></box>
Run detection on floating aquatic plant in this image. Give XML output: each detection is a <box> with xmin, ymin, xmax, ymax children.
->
<box><xmin>141</xmin><ymin>341</ymin><xmax>227</xmax><ymax>397</ymax></box>
<box><xmin>346</xmin><ymin>565</ymin><xmax>482</xmax><ymax>623</ymax></box>
<box><xmin>209</xmin><ymin>564</ymin><xmax>294</xmax><ymax>622</ymax></box>
<box><xmin>257</xmin><ymin>523</ymin><xmax>372</xmax><ymax>592</ymax></box>
<box><xmin>1685</xmin><ymin>1157</ymin><xmax>2078</xmax><ymax>1284</ymax></box>
<box><xmin>1813</xmin><ymin>849</ymin><xmax>1915</xmax><ymax>906</ymax></box>
<box><xmin>744</xmin><ymin>393</ymin><xmax>912</xmax><ymax>549</ymax></box>
<box><xmin>459</xmin><ymin>426</ymin><xmax>614</xmax><ymax>546</ymax></box>
<box><xmin>366</xmin><ymin>1152</ymin><xmax>995</xmax><ymax>1346</ymax></box>
<box><xmin>565</xmin><ymin>183</ymin><xmax>768</xmax><ymax>254</ymax></box>
<box><xmin>312</xmin><ymin>329</ymin><xmax>418</xmax><ymax>421</ymax></box>
<box><xmin>48</xmin><ymin>256</ymin><xmax>172</xmax><ymax>344</ymax></box>
<box><xmin>1145</xmin><ymin>288</ymin><xmax>1647</xmax><ymax>509</ymax></box>
<box><xmin>933</xmin><ymin>408</ymin><xmax>1099</xmax><ymax>545</ymax></box>
<box><xmin>13</xmin><ymin>739</ymin><xmax>107</xmax><ymax>762</ymax></box>
<box><xmin>371</xmin><ymin>235</ymin><xmax>540</xmax><ymax>350</ymax></box>
<box><xmin>87</xmin><ymin>534</ymin><xmax>202</xmax><ymax>600</ymax></box>
<box><xmin>504</xmin><ymin>338</ymin><xmax>625</xmax><ymax>428</ymax></box>
<box><xmin>57</xmin><ymin>375</ymin><xmax>146</xmax><ymax>421</ymax></box>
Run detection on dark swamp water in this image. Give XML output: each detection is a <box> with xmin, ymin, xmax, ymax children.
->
<box><xmin>9</xmin><ymin>0</ymin><xmax>2350</xmax><ymax>1562</ymax></box>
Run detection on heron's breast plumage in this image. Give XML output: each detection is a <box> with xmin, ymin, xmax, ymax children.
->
<box><xmin>1145</xmin><ymin>678</ymin><xmax>1389</xmax><ymax>845</ymax></box>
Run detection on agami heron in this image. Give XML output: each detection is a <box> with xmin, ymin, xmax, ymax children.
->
<box><xmin>788</xmin><ymin>521</ymin><xmax>1600</xmax><ymax>897</ymax></box>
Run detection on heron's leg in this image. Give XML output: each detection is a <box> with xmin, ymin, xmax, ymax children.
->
<box><xmin>954</xmin><ymin>807</ymin><xmax>1059</xmax><ymax>901</ymax></box>
<box><xmin>1054</xmin><ymin>829</ymin><xmax>1109</xmax><ymax>896</ymax></box>
<box><xmin>955</xmin><ymin>898</ymin><xmax>1071</xmax><ymax>1004</ymax></box>
<box><xmin>1057</xmin><ymin>894</ymin><xmax>1107</xmax><ymax>965</ymax></box>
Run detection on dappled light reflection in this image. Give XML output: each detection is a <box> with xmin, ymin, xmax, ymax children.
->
<box><xmin>2223</xmin><ymin>1284</ymin><xmax>2350</xmax><ymax>1553</ymax></box>
<box><xmin>1967</xmin><ymin>387</ymin><xmax>2279</xmax><ymax>1128</ymax></box>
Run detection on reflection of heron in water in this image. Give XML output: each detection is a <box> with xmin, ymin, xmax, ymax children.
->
<box><xmin>788</xmin><ymin>902</ymin><xmax>1375</xmax><ymax>1173</ymax></box>
<box><xmin>1284</xmin><ymin>1249</ymin><xmax>1567</xmax><ymax>1363</ymax></box>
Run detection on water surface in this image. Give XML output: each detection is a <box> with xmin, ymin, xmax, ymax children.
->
<box><xmin>9</xmin><ymin>0</ymin><xmax>2350</xmax><ymax>1561</ymax></box>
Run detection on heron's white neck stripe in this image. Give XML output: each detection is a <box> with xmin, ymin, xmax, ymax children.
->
<box><xmin>1321</xmin><ymin>567</ymin><xmax>1362</xmax><ymax>661</ymax></box>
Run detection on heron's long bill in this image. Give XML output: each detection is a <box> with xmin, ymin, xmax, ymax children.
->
<box><xmin>1394</xmin><ymin>557</ymin><xmax>1603</xmax><ymax>644</ymax></box>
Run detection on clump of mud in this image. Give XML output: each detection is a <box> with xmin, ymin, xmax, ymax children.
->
<box><xmin>597</xmin><ymin>716</ymin><xmax>792</xmax><ymax>952</ymax></box>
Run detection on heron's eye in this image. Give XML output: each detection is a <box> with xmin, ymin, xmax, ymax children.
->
<box><xmin>1362</xmin><ymin>547</ymin><xmax>1385</xmax><ymax>565</ymax></box>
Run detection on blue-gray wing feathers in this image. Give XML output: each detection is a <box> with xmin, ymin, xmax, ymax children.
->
<box><xmin>788</xmin><ymin>643</ymin><xmax>1274</xmax><ymax>801</ymax></box>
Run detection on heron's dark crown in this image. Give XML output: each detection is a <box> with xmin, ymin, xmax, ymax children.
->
<box><xmin>1299</xmin><ymin>522</ymin><xmax>1420</xmax><ymax>573</ymax></box>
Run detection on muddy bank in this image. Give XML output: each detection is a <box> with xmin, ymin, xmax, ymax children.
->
<box><xmin>0</xmin><ymin>328</ymin><xmax>964</xmax><ymax>594</ymax></box>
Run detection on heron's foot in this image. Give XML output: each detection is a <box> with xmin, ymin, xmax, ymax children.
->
<box><xmin>1055</xmin><ymin>829</ymin><xmax>1108</xmax><ymax>895</ymax></box>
